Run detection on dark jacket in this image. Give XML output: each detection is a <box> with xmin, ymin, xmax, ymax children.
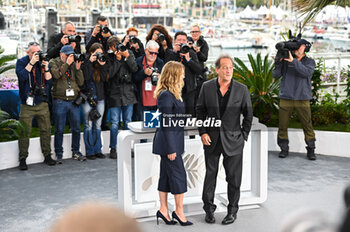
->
<box><xmin>81</xmin><ymin>60</ymin><xmax>108</xmax><ymax>101</ymax></box>
<box><xmin>122</xmin><ymin>36</ymin><xmax>145</xmax><ymax>59</ymax></box>
<box><xmin>155</xmin><ymin>40</ymin><xmax>173</xmax><ymax>61</ymax></box>
<box><xmin>85</xmin><ymin>28</ymin><xmax>113</xmax><ymax>52</ymax></box>
<box><xmin>164</xmin><ymin>48</ymin><xmax>202</xmax><ymax>93</ymax></box>
<box><xmin>196</xmin><ymin>79</ymin><xmax>253</xmax><ymax>156</ymax></box>
<box><xmin>272</xmin><ymin>56</ymin><xmax>315</xmax><ymax>100</ymax></box>
<box><xmin>49</xmin><ymin>57</ymin><xmax>84</xmax><ymax>101</ymax></box>
<box><xmin>107</xmin><ymin>51</ymin><xmax>138</xmax><ymax>107</ymax></box>
<box><xmin>47</xmin><ymin>32</ymin><xmax>81</xmax><ymax>59</ymax></box>
<box><xmin>192</xmin><ymin>39</ymin><xmax>209</xmax><ymax>73</ymax></box>
<box><xmin>134</xmin><ymin>55</ymin><xmax>164</xmax><ymax>105</ymax></box>
<box><xmin>15</xmin><ymin>55</ymin><xmax>52</xmax><ymax>105</ymax></box>
<box><xmin>153</xmin><ymin>90</ymin><xmax>185</xmax><ymax>156</ymax></box>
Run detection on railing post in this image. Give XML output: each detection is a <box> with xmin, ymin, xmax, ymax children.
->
<box><xmin>337</xmin><ymin>55</ymin><xmax>341</xmax><ymax>95</ymax></box>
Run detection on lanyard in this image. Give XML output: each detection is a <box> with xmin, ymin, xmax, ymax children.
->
<box><xmin>59</xmin><ymin>64</ymin><xmax>72</xmax><ymax>89</ymax></box>
<box><xmin>29</xmin><ymin>64</ymin><xmax>45</xmax><ymax>88</ymax></box>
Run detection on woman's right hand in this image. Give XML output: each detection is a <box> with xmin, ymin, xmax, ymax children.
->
<box><xmin>167</xmin><ymin>153</ymin><xmax>176</xmax><ymax>161</ymax></box>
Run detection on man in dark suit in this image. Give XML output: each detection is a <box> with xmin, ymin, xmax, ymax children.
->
<box><xmin>196</xmin><ymin>54</ymin><xmax>253</xmax><ymax>225</ymax></box>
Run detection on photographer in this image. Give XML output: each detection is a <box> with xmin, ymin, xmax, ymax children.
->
<box><xmin>85</xmin><ymin>16</ymin><xmax>113</xmax><ymax>53</ymax></box>
<box><xmin>272</xmin><ymin>39</ymin><xmax>316</xmax><ymax>160</ymax></box>
<box><xmin>47</xmin><ymin>21</ymin><xmax>81</xmax><ymax>59</ymax></box>
<box><xmin>145</xmin><ymin>24</ymin><xmax>173</xmax><ymax>61</ymax></box>
<box><xmin>81</xmin><ymin>43</ymin><xmax>108</xmax><ymax>160</ymax></box>
<box><xmin>188</xmin><ymin>24</ymin><xmax>209</xmax><ymax>99</ymax></box>
<box><xmin>15</xmin><ymin>42</ymin><xmax>56</xmax><ymax>170</ymax></box>
<box><xmin>134</xmin><ymin>40</ymin><xmax>164</xmax><ymax>119</ymax></box>
<box><xmin>49</xmin><ymin>45</ymin><xmax>85</xmax><ymax>163</ymax></box>
<box><xmin>122</xmin><ymin>27</ymin><xmax>145</xmax><ymax>59</ymax></box>
<box><xmin>164</xmin><ymin>31</ymin><xmax>202</xmax><ymax>116</ymax></box>
<box><xmin>106</xmin><ymin>36</ymin><xmax>138</xmax><ymax>159</ymax></box>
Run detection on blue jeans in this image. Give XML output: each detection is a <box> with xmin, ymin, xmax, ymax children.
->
<box><xmin>109</xmin><ymin>104</ymin><xmax>133</xmax><ymax>149</ymax></box>
<box><xmin>82</xmin><ymin>100</ymin><xmax>105</xmax><ymax>156</ymax></box>
<box><xmin>53</xmin><ymin>99</ymin><xmax>81</xmax><ymax>159</ymax></box>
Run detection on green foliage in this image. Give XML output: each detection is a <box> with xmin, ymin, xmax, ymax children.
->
<box><xmin>310</xmin><ymin>58</ymin><xmax>323</xmax><ymax>105</ymax></box>
<box><xmin>311</xmin><ymin>93</ymin><xmax>350</xmax><ymax>126</ymax></box>
<box><xmin>0</xmin><ymin>109</ymin><xmax>28</xmax><ymax>142</ymax></box>
<box><xmin>233</xmin><ymin>53</ymin><xmax>280</xmax><ymax>123</ymax></box>
<box><xmin>0</xmin><ymin>45</ymin><xmax>16</xmax><ymax>75</ymax></box>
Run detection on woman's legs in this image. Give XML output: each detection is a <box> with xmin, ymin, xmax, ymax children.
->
<box><xmin>174</xmin><ymin>193</ymin><xmax>188</xmax><ymax>222</ymax></box>
<box><xmin>159</xmin><ymin>191</ymin><xmax>171</xmax><ymax>220</ymax></box>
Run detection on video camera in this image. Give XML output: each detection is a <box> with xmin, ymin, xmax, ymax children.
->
<box><xmin>275</xmin><ymin>30</ymin><xmax>311</xmax><ymax>60</ymax></box>
<box><xmin>67</xmin><ymin>35</ymin><xmax>81</xmax><ymax>43</ymax></box>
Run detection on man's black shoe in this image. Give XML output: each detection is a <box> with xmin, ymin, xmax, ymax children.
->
<box><xmin>86</xmin><ymin>155</ymin><xmax>97</xmax><ymax>160</ymax></box>
<box><xmin>221</xmin><ymin>213</ymin><xmax>236</xmax><ymax>225</ymax></box>
<box><xmin>95</xmin><ymin>153</ymin><xmax>106</xmax><ymax>159</ymax></box>
<box><xmin>205</xmin><ymin>212</ymin><xmax>215</xmax><ymax>224</ymax></box>
<box><xmin>44</xmin><ymin>155</ymin><xmax>56</xmax><ymax>166</ymax></box>
<box><xmin>279</xmin><ymin>150</ymin><xmax>289</xmax><ymax>158</ymax></box>
<box><xmin>19</xmin><ymin>159</ymin><xmax>28</xmax><ymax>171</ymax></box>
<box><xmin>307</xmin><ymin>148</ymin><xmax>316</xmax><ymax>160</ymax></box>
<box><xmin>110</xmin><ymin>148</ymin><xmax>117</xmax><ymax>159</ymax></box>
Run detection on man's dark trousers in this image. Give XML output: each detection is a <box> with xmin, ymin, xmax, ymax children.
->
<box><xmin>202</xmin><ymin>137</ymin><xmax>243</xmax><ymax>215</ymax></box>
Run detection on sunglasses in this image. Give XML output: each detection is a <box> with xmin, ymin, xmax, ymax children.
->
<box><xmin>148</xmin><ymin>51</ymin><xmax>159</xmax><ymax>55</ymax></box>
<box><xmin>190</xmin><ymin>31</ymin><xmax>200</xmax><ymax>34</ymax></box>
<box><xmin>28</xmin><ymin>41</ymin><xmax>39</xmax><ymax>47</ymax></box>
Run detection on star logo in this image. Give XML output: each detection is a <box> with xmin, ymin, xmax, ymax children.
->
<box><xmin>143</xmin><ymin>110</ymin><xmax>161</xmax><ymax>128</ymax></box>
<box><xmin>150</xmin><ymin>109</ymin><xmax>162</xmax><ymax>122</ymax></box>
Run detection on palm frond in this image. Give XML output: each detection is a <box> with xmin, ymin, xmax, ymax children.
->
<box><xmin>0</xmin><ymin>54</ymin><xmax>17</xmax><ymax>66</ymax></box>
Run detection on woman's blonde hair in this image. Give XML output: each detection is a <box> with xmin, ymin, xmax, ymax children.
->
<box><xmin>154</xmin><ymin>61</ymin><xmax>184</xmax><ymax>101</ymax></box>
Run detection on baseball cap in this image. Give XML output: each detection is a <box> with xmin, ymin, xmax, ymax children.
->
<box><xmin>60</xmin><ymin>45</ymin><xmax>74</xmax><ymax>55</ymax></box>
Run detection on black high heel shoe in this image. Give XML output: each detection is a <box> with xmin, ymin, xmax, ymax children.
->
<box><xmin>172</xmin><ymin>211</ymin><xmax>193</xmax><ymax>226</ymax></box>
<box><xmin>156</xmin><ymin>210</ymin><xmax>177</xmax><ymax>225</ymax></box>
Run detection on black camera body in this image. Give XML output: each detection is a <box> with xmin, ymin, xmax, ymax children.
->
<box><xmin>196</xmin><ymin>36</ymin><xmax>205</xmax><ymax>47</ymax></box>
<box><xmin>116</xmin><ymin>43</ymin><xmax>127</xmax><ymax>52</ymax></box>
<box><xmin>187</xmin><ymin>36</ymin><xmax>194</xmax><ymax>45</ymax></box>
<box><xmin>150</xmin><ymin>67</ymin><xmax>159</xmax><ymax>86</ymax></box>
<box><xmin>33</xmin><ymin>84</ymin><xmax>47</xmax><ymax>100</ymax></box>
<box><xmin>179</xmin><ymin>43</ymin><xmax>190</xmax><ymax>54</ymax></box>
<box><xmin>157</xmin><ymin>33</ymin><xmax>165</xmax><ymax>42</ymax></box>
<box><xmin>94</xmin><ymin>52</ymin><xmax>106</xmax><ymax>62</ymax></box>
<box><xmin>100</xmin><ymin>25</ymin><xmax>110</xmax><ymax>34</ymax></box>
<box><xmin>128</xmin><ymin>36</ymin><xmax>138</xmax><ymax>44</ymax></box>
<box><xmin>73</xmin><ymin>53</ymin><xmax>86</xmax><ymax>62</ymax></box>
<box><xmin>74</xmin><ymin>89</ymin><xmax>101</xmax><ymax>121</ymax></box>
<box><xmin>67</xmin><ymin>35</ymin><xmax>81</xmax><ymax>43</ymax></box>
<box><xmin>37</xmin><ymin>51</ymin><xmax>49</xmax><ymax>62</ymax></box>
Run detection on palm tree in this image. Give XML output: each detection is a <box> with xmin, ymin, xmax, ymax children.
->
<box><xmin>294</xmin><ymin>0</ymin><xmax>350</xmax><ymax>27</ymax></box>
<box><xmin>233</xmin><ymin>53</ymin><xmax>280</xmax><ymax>123</ymax></box>
<box><xmin>0</xmin><ymin>44</ymin><xmax>16</xmax><ymax>75</ymax></box>
<box><xmin>0</xmin><ymin>109</ymin><xmax>27</xmax><ymax>142</ymax></box>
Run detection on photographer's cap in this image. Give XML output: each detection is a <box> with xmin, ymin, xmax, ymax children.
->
<box><xmin>60</xmin><ymin>45</ymin><xmax>74</xmax><ymax>55</ymax></box>
<box><xmin>298</xmin><ymin>39</ymin><xmax>312</xmax><ymax>52</ymax></box>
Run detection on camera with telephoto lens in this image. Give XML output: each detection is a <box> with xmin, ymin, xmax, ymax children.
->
<box><xmin>67</xmin><ymin>35</ymin><xmax>81</xmax><ymax>43</ymax></box>
<box><xmin>157</xmin><ymin>33</ymin><xmax>165</xmax><ymax>42</ymax></box>
<box><xmin>150</xmin><ymin>67</ymin><xmax>159</xmax><ymax>86</ymax></box>
<box><xmin>37</xmin><ymin>51</ymin><xmax>49</xmax><ymax>62</ymax></box>
<box><xmin>128</xmin><ymin>35</ymin><xmax>138</xmax><ymax>44</ymax></box>
<box><xmin>94</xmin><ymin>52</ymin><xmax>106</xmax><ymax>62</ymax></box>
<box><xmin>73</xmin><ymin>53</ymin><xmax>86</xmax><ymax>62</ymax></box>
<box><xmin>195</xmin><ymin>36</ymin><xmax>205</xmax><ymax>47</ymax></box>
<box><xmin>115</xmin><ymin>43</ymin><xmax>127</xmax><ymax>52</ymax></box>
<box><xmin>100</xmin><ymin>25</ymin><xmax>110</xmax><ymax>34</ymax></box>
<box><xmin>33</xmin><ymin>84</ymin><xmax>47</xmax><ymax>100</ymax></box>
<box><xmin>179</xmin><ymin>43</ymin><xmax>190</xmax><ymax>54</ymax></box>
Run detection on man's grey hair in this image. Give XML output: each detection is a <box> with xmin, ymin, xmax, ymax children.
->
<box><xmin>145</xmin><ymin>40</ymin><xmax>159</xmax><ymax>50</ymax></box>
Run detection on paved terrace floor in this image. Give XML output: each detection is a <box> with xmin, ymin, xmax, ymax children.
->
<box><xmin>1</xmin><ymin>151</ymin><xmax>349</xmax><ymax>232</ymax></box>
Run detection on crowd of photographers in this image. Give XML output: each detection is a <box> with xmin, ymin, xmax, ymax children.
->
<box><xmin>16</xmin><ymin>17</ymin><xmax>209</xmax><ymax>170</ymax></box>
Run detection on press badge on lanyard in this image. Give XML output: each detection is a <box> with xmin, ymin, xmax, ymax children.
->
<box><xmin>145</xmin><ymin>78</ymin><xmax>152</xmax><ymax>91</ymax></box>
<box><xmin>66</xmin><ymin>88</ymin><xmax>75</xmax><ymax>96</ymax></box>
<box><xmin>26</xmin><ymin>95</ymin><xmax>34</xmax><ymax>106</ymax></box>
